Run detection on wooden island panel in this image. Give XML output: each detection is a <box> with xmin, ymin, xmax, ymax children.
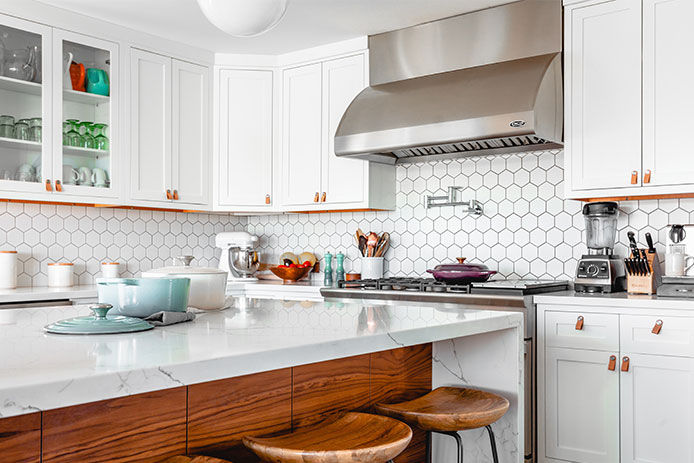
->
<box><xmin>41</xmin><ymin>387</ymin><xmax>187</xmax><ymax>463</ymax></box>
<box><xmin>187</xmin><ymin>369</ymin><xmax>292</xmax><ymax>461</ymax></box>
<box><xmin>370</xmin><ymin>344</ymin><xmax>432</xmax><ymax>463</ymax></box>
<box><xmin>0</xmin><ymin>412</ymin><xmax>41</xmax><ymax>463</ymax></box>
<box><xmin>292</xmin><ymin>353</ymin><xmax>371</xmax><ymax>429</ymax></box>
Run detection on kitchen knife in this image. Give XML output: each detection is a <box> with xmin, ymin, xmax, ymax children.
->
<box><xmin>627</xmin><ymin>231</ymin><xmax>639</xmax><ymax>257</ymax></box>
<box><xmin>624</xmin><ymin>258</ymin><xmax>631</xmax><ymax>275</ymax></box>
<box><xmin>645</xmin><ymin>232</ymin><xmax>656</xmax><ymax>254</ymax></box>
<box><xmin>641</xmin><ymin>249</ymin><xmax>651</xmax><ymax>274</ymax></box>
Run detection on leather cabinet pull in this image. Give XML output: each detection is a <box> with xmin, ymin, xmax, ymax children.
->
<box><xmin>166</xmin><ymin>189</ymin><xmax>173</xmax><ymax>200</ymax></box>
<box><xmin>631</xmin><ymin>171</ymin><xmax>638</xmax><ymax>184</ymax></box>
<box><xmin>608</xmin><ymin>355</ymin><xmax>617</xmax><ymax>371</ymax></box>
<box><xmin>652</xmin><ymin>319</ymin><xmax>663</xmax><ymax>335</ymax></box>
<box><xmin>55</xmin><ymin>180</ymin><xmax>62</xmax><ymax>192</ymax></box>
<box><xmin>621</xmin><ymin>356</ymin><xmax>630</xmax><ymax>372</ymax></box>
<box><xmin>45</xmin><ymin>179</ymin><xmax>52</xmax><ymax>191</ymax></box>
<box><xmin>575</xmin><ymin>315</ymin><xmax>584</xmax><ymax>331</ymax></box>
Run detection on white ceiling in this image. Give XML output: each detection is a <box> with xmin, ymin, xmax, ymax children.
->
<box><xmin>37</xmin><ymin>0</ymin><xmax>516</xmax><ymax>55</ymax></box>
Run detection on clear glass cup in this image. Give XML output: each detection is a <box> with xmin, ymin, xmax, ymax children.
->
<box><xmin>65</xmin><ymin>119</ymin><xmax>82</xmax><ymax>147</ymax></box>
<box><xmin>0</xmin><ymin>124</ymin><xmax>14</xmax><ymax>138</ymax></box>
<box><xmin>28</xmin><ymin>117</ymin><xmax>41</xmax><ymax>142</ymax></box>
<box><xmin>13</xmin><ymin>121</ymin><xmax>29</xmax><ymax>140</ymax></box>
<box><xmin>0</xmin><ymin>115</ymin><xmax>15</xmax><ymax>126</ymax></box>
<box><xmin>93</xmin><ymin>123</ymin><xmax>109</xmax><ymax>151</ymax></box>
<box><xmin>62</xmin><ymin>121</ymin><xmax>70</xmax><ymax>145</ymax></box>
<box><xmin>79</xmin><ymin>122</ymin><xmax>95</xmax><ymax>149</ymax></box>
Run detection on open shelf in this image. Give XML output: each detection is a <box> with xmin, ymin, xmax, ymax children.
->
<box><xmin>0</xmin><ymin>136</ymin><xmax>41</xmax><ymax>152</ymax></box>
<box><xmin>0</xmin><ymin>75</ymin><xmax>41</xmax><ymax>96</ymax></box>
<box><xmin>63</xmin><ymin>145</ymin><xmax>109</xmax><ymax>157</ymax></box>
<box><xmin>64</xmin><ymin>88</ymin><xmax>110</xmax><ymax>105</ymax></box>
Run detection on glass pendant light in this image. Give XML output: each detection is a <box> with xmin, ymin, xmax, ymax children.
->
<box><xmin>196</xmin><ymin>0</ymin><xmax>289</xmax><ymax>38</ymax></box>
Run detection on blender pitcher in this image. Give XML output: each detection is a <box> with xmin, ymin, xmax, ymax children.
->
<box><xmin>583</xmin><ymin>201</ymin><xmax>619</xmax><ymax>255</ymax></box>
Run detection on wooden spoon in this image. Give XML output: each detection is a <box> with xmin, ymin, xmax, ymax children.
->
<box><xmin>366</xmin><ymin>232</ymin><xmax>379</xmax><ymax>257</ymax></box>
<box><xmin>375</xmin><ymin>232</ymin><xmax>390</xmax><ymax>257</ymax></box>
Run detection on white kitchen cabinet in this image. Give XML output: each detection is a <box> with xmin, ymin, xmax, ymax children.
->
<box><xmin>172</xmin><ymin>59</ymin><xmax>209</xmax><ymax>206</ymax></box>
<box><xmin>280</xmin><ymin>53</ymin><xmax>395</xmax><ymax>211</ymax></box>
<box><xmin>130</xmin><ymin>48</ymin><xmax>171</xmax><ymax>204</ymax></box>
<box><xmin>129</xmin><ymin>48</ymin><xmax>210</xmax><ymax>208</ymax></box>
<box><xmin>642</xmin><ymin>0</ymin><xmax>694</xmax><ymax>189</ymax></box>
<box><xmin>544</xmin><ymin>347</ymin><xmax>620</xmax><ymax>463</ymax></box>
<box><xmin>620</xmin><ymin>353</ymin><xmax>694</xmax><ymax>463</ymax></box>
<box><xmin>564</xmin><ymin>0</ymin><xmax>641</xmax><ymax>194</ymax></box>
<box><xmin>281</xmin><ymin>62</ymin><xmax>323</xmax><ymax>208</ymax></box>
<box><xmin>217</xmin><ymin>69</ymin><xmax>274</xmax><ymax>209</ymax></box>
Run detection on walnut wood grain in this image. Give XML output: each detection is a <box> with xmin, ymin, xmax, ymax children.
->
<box><xmin>162</xmin><ymin>457</ymin><xmax>233</xmax><ymax>463</ymax></box>
<box><xmin>243</xmin><ymin>412</ymin><xmax>412</xmax><ymax>463</ymax></box>
<box><xmin>42</xmin><ymin>387</ymin><xmax>187</xmax><ymax>463</ymax></box>
<box><xmin>0</xmin><ymin>412</ymin><xmax>41</xmax><ymax>463</ymax></box>
<box><xmin>292</xmin><ymin>354</ymin><xmax>370</xmax><ymax>429</ymax></box>
<box><xmin>370</xmin><ymin>344</ymin><xmax>432</xmax><ymax>463</ymax></box>
<box><xmin>374</xmin><ymin>387</ymin><xmax>510</xmax><ymax>432</ymax></box>
<box><xmin>187</xmin><ymin>369</ymin><xmax>292</xmax><ymax>457</ymax></box>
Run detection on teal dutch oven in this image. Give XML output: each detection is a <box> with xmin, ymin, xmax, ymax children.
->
<box><xmin>96</xmin><ymin>277</ymin><xmax>190</xmax><ymax>317</ymax></box>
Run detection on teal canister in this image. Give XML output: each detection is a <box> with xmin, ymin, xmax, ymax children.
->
<box><xmin>323</xmin><ymin>252</ymin><xmax>333</xmax><ymax>286</ymax></box>
<box><xmin>86</xmin><ymin>68</ymin><xmax>110</xmax><ymax>96</ymax></box>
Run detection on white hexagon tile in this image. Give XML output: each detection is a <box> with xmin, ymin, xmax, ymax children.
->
<box><xmin>1</xmin><ymin>149</ymin><xmax>692</xmax><ymax>286</ymax></box>
<box><xmin>0</xmin><ymin>203</ymin><xmax>246</xmax><ymax>286</ymax></box>
<box><xmin>248</xmin><ymin>149</ymin><xmax>694</xmax><ymax>280</ymax></box>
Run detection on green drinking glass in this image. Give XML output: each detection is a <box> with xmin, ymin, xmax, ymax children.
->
<box><xmin>93</xmin><ymin>123</ymin><xmax>109</xmax><ymax>151</ymax></box>
<box><xmin>65</xmin><ymin>119</ymin><xmax>82</xmax><ymax>147</ymax></box>
<box><xmin>80</xmin><ymin>121</ymin><xmax>95</xmax><ymax>149</ymax></box>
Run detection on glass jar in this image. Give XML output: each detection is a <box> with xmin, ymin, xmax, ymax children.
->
<box><xmin>4</xmin><ymin>48</ymin><xmax>34</xmax><ymax>81</ymax></box>
<box><xmin>93</xmin><ymin>123</ymin><xmax>109</xmax><ymax>151</ymax></box>
<box><xmin>0</xmin><ymin>115</ymin><xmax>15</xmax><ymax>126</ymax></box>
<box><xmin>79</xmin><ymin>121</ymin><xmax>95</xmax><ymax>149</ymax></box>
<box><xmin>0</xmin><ymin>124</ymin><xmax>14</xmax><ymax>139</ymax></box>
<box><xmin>13</xmin><ymin>121</ymin><xmax>29</xmax><ymax>140</ymax></box>
<box><xmin>28</xmin><ymin>117</ymin><xmax>41</xmax><ymax>142</ymax></box>
<box><xmin>65</xmin><ymin>119</ymin><xmax>82</xmax><ymax>147</ymax></box>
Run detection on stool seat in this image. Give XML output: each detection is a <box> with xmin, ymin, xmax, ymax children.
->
<box><xmin>242</xmin><ymin>412</ymin><xmax>412</xmax><ymax>463</ymax></box>
<box><xmin>162</xmin><ymin>457</ymin><xmax>232</xmax><ymax>463</ymax></box>
<box><xmin>374</xmin><ymin>387</ymin><xmax>510</xmax><ymax>432</ymax></box>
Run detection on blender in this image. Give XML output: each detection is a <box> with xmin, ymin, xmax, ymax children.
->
<box><xmin>574</xmin><ymin>201</ymin><xmax>626</xmax><ymax>292</ymax></box>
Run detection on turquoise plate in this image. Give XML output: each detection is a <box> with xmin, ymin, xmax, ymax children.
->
<box><xmin>44</xmin><ymin>304</ymin><xmax>153</xmax><ymax>335</ymax></box>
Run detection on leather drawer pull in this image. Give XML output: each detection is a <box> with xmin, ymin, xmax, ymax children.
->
<box><xmin>265</xmin><ymin>194</ymin><xmax>271</xmax><ymax>205</ymax></box>
<box><xmin>173</xmin><ymin>190</ymin><xmax>179</xmax><ymax>200</ymax></box>
<box><xmin>55</xmin><ymin>180</ymin><xmax>62</xmax><ymax>192</ymax></box>
<box><xmin>621</xmin><ymin>356</ymin><xmax>630</xmax><ymax>372</ymax></box>
<box><xmin>631</xmin><ymin>171</ymin><xmax>638</xmax><ymax>184</ymax></box>
<box><xmin>45</xmin><ymin>179</ymin><xmax>52</xmax><ymax>191</ymax></box>
<box><xmin>575</xmin><ymin>316</ymin><xmax>584</xmax><ymax>331</ymax></box>
<box><xmin>608</xmin><ymin>355</ymin><xmax>616</xmax><ymax>371</ymax></box>
<box><xmin>644</xmin><ymin>169</ymin><xmax>652</xmax><ymax>184</ymax></box>
<box><xmin>313</xmin><ymin>192</ymin><xmax>319</xmax><ymax>202</ymax></box>
<box><xmin>652</xmin><ymin>319</ymin><xmax>663</xmax><ymax>335</ymax></box>
<box><xmin>166</xmin><ymin>189</ymin><xmax>173</xmax><ymax>200</ymax></box>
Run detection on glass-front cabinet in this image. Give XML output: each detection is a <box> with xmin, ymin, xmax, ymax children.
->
<box><xmin>0</xmin><ymin>15</ymin><xmax>51</xmax><ymax>194</ymax></box>
<box><xmin>52</xmin><ymin>29</ymin><xmax>118</xmax><ymax>199</ymax></box>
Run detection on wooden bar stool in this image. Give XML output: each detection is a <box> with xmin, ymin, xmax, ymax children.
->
<box><xmin>163</xmin><ymin>457</ymin><xmax>232</xmax><ymax>463</ymax></box>
<box><xmin>374</xmin><ymin>387</ymin><xmax>510</xmax><ymax>463</ymax></box>
<box><xmin>242</xmin><ymin>412</ymin><xmax>412</xmax><ymax>463</ymax></box>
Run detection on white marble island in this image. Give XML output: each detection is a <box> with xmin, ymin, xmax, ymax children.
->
<box><xmin>0</xmin><ymin>298</ymin><xmax>523</xmax><ymax>463</ymax></box>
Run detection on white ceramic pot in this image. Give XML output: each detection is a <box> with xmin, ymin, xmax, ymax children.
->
<box><xmin>0</xmin><ymin>250</ymin><xmax>18</xmax><ymax>289</ymax></box>
<box><xmin>48</xmin><ymin>262</ymin><xmax>74</xmax><ymax>287</ymax></box>
<box><xmin>142</xmin><ymin>256</ymin><xmax>228</xmax><ymax>310</ymax></box>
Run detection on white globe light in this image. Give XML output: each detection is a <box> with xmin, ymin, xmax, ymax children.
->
<box><xmin>196</xmin><ymin>0</ymin><xmax>289</xmax><ymax>37</ymax></box>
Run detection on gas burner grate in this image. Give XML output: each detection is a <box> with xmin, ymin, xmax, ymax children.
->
<box><xmin>338</xmin><ymin>277</ymin><xmax>471</xmax><ymax>294</ymax></box>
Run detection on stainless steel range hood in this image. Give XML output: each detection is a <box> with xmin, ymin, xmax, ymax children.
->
<box><xmin>335</xmin><ymin>0</ymin><xmax>563</xmax><ymax>165</ymax></box>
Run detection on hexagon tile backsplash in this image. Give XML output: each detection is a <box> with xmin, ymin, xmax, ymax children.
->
<box><xmin>248</xmin><ymin>149</ymin><xmax>693</xmax><ymax>280</ymax></box>
<box><xmin>0</xmin><ymin>203</ymin><xmax>246</xmax><ymax>286</ymax></box>
<box><xmin>1</xmin><ymin>149</ymin><xmax>691</xmax><ymax>286</ymax></box>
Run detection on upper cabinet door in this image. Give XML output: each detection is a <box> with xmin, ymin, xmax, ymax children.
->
<box><xmin>52</xmin><ymin>30</ymin><xmax>118</xmax><ymax>199</ymax></box>
<box><xmin>130</xmin><ymin>48</ymin><xmax>171</xmax><ymax>203</ymax></box>
<box><xmin>620</xmin><ymin>353</ymin><xmax>694</xmax><ymax>463</ymax></box>
<box><xmin>0</xmin><ymin>14</ymin><xmax>52</xmax><ymax>195</ymax></box>
<box><xmin>545</xmin><ymin>347</ymin><xmax>620</xmax><ymax>463</ymax></box>
<box><xmin>642</xmin><ymin>0</ymin><xmax>694</xmax><ymax>188</ymax></box>
<box><xmin>171</xmin><ymin>59</ymin><xmax>209</xmax><ymax>206</ymax></box>
<box><xmin>321</xmin><ymin>54</ymin><xmax>367</xmax><ymax>206</ymax></box>
<box><xmin>281</xmin><ymin>63</ymin><xmax>322</xmax><ymax>207</ymax></box>
<box><xmin>566</xmin><ymin>0</ymin><xmax>642</xmax><ymax>192</ymax></box>
<box><xmin>218</xmin><ymin>69</ymin><xmax>273</xmax><ymax>208</ymax></box>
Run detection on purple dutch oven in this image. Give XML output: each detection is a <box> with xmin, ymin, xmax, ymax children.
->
<box><xmin>426</xmin><ymin>258</ymin><xmax>497</xmax><ymax>284</ymax></box>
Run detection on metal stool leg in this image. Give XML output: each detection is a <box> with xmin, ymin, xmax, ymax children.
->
<box><xmin>485</xmin><ymin>425</ymin><xmax>499</xmax><ymax>463</ymax></box>
<box><xmin>433</xmin><ymin>431</ymin><xmax>463</xmax><ymax>463</ymax></box>
<box><xmin>426</xmin><ymin>431</ymin><xmax>432</xmax><ymax>463</ymax></box>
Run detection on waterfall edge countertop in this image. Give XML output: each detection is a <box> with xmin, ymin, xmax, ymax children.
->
<box><xmin>0</xmin><ymin>298</ymin><xmax>522</xmax><ymax>419</ymax></box>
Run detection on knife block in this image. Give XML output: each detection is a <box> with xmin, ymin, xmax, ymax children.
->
<box><xmin>626</xmin><ymin>251</ymin><xmax>662</xmax><ymax>295</ymax></box>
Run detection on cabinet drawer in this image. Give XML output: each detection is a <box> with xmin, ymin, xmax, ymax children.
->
<box><xmin>620</xmin><ymin>315</ymin><xmax>694</xmax><ymax>357</ymax></box>
<box><xmin>545</xmin><ymin>311</ymin><xmax>619</xmax><ymax>351</ymax></box>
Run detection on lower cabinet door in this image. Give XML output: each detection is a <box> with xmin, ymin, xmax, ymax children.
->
<box><xmin>620</xmin><ymin>353</ymin><xmax>694</xmax><ymax>463</ymax></box>
<box><xmin>545</xmin><ymin>347</ymin><xmax>620</xmax><ymax>463</ymax></box>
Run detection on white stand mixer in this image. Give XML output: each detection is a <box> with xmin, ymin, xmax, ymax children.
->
<box><xmin>215</xmin><ymin>232</ymin><xmax>260</xmax><ymax>281</ymax></box>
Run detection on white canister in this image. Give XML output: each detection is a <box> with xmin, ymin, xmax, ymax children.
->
<box><xmin>47</xmin><ymin>262</ymin><xmax>74</xmax><ymax>287</ymax></box>
<box><xmin>101</xmin><ymin>262</ymin><xmax>120</xmax><ymax>279</ymax></box>
<box><xmin>0</xmin><ymin>250</ymin><xmax>18</xmax><ymax>289</ymax></box>
<box><xmin>361</xmin><ymin>257</ymin><xmax>384</xmax><ymax>280</ymax></box>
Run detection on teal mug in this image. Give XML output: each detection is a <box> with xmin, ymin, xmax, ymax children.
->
<box><xmin>86</xmin><ymin>68</ymin><xmax>109</xmax><ymax>96</ymax></box>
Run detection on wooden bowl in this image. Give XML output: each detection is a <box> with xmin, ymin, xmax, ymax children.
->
<box><xmin>269</xmin><ymin>266</ymin><xmax>312</xmax><ymax>283</ymax></box>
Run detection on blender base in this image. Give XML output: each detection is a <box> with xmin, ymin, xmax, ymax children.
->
<box><xmin>574</xmin><ymin>255</ymin><xmax>626</xmax><ymax>293</ymax></box>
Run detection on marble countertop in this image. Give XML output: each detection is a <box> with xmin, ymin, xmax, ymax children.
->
<box><xmin>0</xmin><ymin>298</ymin><xmax>521</xmax><ymax>419</ymax></box>
<box><xmin>535</xmin><ymin>290</ymin><xmax>694</xmax><ymax>309</ymax></box>
<box><xmin>0</xmin><ymin>285</ymin><xmax>97</xmax><ymax>304</ymax></box>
